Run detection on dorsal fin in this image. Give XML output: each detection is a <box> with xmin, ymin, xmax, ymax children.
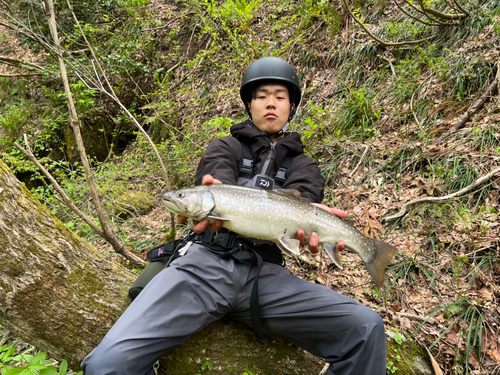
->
<box><xmin>275</xmin><ymin>189</ymin><xmax>301</xmax><ymax>200</ymax></box>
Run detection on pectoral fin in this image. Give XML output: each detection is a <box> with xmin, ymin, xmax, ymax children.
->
<box><xmin>207</xmin><ymin>215</ymin><xmax>230</xmax><ymax>221</ymax></box>
<box><xmin>277</xmin><ymin>236</ymin><xmax>301</xmax><ymax>256</ymax></box>
<box><xmin>323</xmin><ymin>243</ymin><xmax>343</xmax><ymax>270</ymax></box>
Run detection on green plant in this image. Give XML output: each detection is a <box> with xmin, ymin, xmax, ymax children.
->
<box><xmin>331</xmin><ymin>87</ymin><xmax>381</xmax><ymax>140</ymax></box>
<box><xmin>0</xmin><ymin>345</ymin><xmax>82</xmax><ymax>375</ymax></box>
<box><xmin>197</xmin><ymin>360</ymin><xmax>213</xmax><ymax>373</ymax></box>
<box><xmin>427</xmin><ymin>299</ymin><xmax>488</xmax><ymax>374</ymax></box>
<box><xmin>386</xmin><ymin>333</ymin><xmax>402</xmax><ymax>374</ymax></box>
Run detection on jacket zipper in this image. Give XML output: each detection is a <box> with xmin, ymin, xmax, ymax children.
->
<box><xmin>260</xmin><ymin>142</ymin><xmax>276</xmax><ymax>176</ymax></box>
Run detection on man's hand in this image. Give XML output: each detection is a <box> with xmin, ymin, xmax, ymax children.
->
<box><xmin>296</xmin><ymin>203</ymin><xmax>347</xmax><ymax>254</ymax></box>
<box><xmin>175</xmin><ymin>175</ymin><xmax>224</xmax><ymax>233</ymax></box>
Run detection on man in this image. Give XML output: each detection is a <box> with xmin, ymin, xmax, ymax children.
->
<box><xmin>81</xmin><ymin>57</ymin><xmax>386</xmax><ymax>375</ymax></box>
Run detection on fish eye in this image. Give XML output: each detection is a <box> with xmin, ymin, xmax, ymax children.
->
<box><xmin>177</xmin><ymin>192</ymin><xmax>185</xmax><ymax>198</ymax></box>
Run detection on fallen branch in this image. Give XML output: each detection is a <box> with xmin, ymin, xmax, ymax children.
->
<box><xmin>349</xmin><ymin>145</ymin><xmax>369</xmax><ymax>178</ymax></box>
<box><xmin>342</xmin><ymin>0</ymin><xmax>433</xmax><ymax>47</ymax></box>
<box><xmin>0</xmin><ymin>55</ymin><xmax>44</xmax><ymax>70</ymax></box>
<box><xmin>0</xmin><ymin>73</ymin><xmax>42</xmax><ymax>77</ymax></box>
<box><xmin>14</xmin><ymin>136</ymin><xmax>145</xmax><ymax>267</ymax></box>
<box><xmin>384</xmin><ymin>166</ymin><xmax>500</xmax><ymax>222</ymax></box>
<box><xmin>396</xmin><ymin>312</ymin><xmax>443</xmax><ymax>328</ymax></box>
<box><xmin>432</xmin><ymin>77</ymin><xmax>499</xmax><ymax>146</ymax></box>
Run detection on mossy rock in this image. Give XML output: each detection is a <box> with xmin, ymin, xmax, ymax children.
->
<box><xmin>159</xmin><ymin>321</ymin><xmax>435</xmax><ymax>375</ymax></box>
<box><xmin>386</xmin><ymin>329</ymin><xmax>434</xmax><ymax>375</ymax></box>
<box><xmin>160</xmin><ymin>318</ymin><xmax>324</xmax><ymax>374</ymax></box>
<box><xmin>115</xmin><ymin>191</ymin><xmax>155</xmax><ymax>218</ymax></box>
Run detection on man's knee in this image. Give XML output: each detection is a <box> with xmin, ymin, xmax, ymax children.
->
<box><xmin>81</xmin><ymin>343</ymin><xmax>134</xmax><ymax>375</ymax></box>
<box><xmin>351</xmin><ymin>303</ymin><xmax>385</xmax><ymax>341</ymax></box>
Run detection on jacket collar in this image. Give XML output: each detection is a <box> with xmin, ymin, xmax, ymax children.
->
<box><xmin>230</xmin><ymin>120</ymin><xmax>304</xmax><ymax>155</ymax></box>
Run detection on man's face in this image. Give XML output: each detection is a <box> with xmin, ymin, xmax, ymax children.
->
<box><xmin>248</xmin><ymin>83</ymin><xmax>293</xmax><ymax>136</ymax></box>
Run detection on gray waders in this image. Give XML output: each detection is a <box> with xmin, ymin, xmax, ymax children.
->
<box><xmin>81</xmin><ymin>245</ymin><xmax>387</xmax><ymax>375</ymax></box>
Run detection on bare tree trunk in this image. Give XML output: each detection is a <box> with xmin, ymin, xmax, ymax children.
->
<box><xmin>0</xmin><ymin>158</ymin><xmax>136</xmax><ymax>369</ymax></box>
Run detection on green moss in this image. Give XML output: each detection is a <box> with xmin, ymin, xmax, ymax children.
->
<box><xmin>114</xmin><ymin>190</ymin><xmax>155</xmax><ymax>218</ymax></box>
<box><xmin>386</xmin><ymin>330</ymin><xmax>432</xmax><ymax>375</ymax></box>
<box><xmin>160</xmin><ymin>318</ymin><xmax>323</xmax><ymax>374</ymax></box>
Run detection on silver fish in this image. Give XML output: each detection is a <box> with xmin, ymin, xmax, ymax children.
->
<box><xmin>162</xmin><ymin>184</ymin><xmax>398</xmax><ymax>287</ymax></box>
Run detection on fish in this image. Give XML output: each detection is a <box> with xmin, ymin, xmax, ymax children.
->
<box><xmin>162</xmin><ymin>184</ymin><xmax>398</xmax><ymax>287</ymax></box>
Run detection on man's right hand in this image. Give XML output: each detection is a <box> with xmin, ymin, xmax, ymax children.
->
<box><xmin>175</xmin><ymin>175</ymin><xmax>224</xmax><ymax>233</ymax></box>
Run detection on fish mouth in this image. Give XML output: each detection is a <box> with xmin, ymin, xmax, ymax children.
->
<box><xmin>161</xmin><ymin>196</ymin><xmax>188</xmax><ymax>216</ymax></box>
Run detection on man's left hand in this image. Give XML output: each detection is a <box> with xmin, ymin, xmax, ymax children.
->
<box><xmin>296</xmin><ymin>203</ymin><xmax>347</xmax><ymax>254</ymax></box>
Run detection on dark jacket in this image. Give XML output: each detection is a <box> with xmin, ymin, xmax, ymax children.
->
<box><xmin>195</xmin><ymin>120</ymin><xmax>325</xmax><ymax>204</ymax></box>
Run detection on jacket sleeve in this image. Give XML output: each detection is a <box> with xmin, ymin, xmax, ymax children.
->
<box><xmin>195</xmin><ymin>137</ymin><xmax>242</xmax><ymax>186</ymax></box>
<box><xmin>282</xmin><ymin>154</ymin><xmax>325</xmax><ymax>204</ymax></box>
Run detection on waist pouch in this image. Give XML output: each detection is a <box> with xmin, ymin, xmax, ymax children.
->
<box><xmin>128</xmin><ymin>239</ymin><xmax>188</xmax><ymax>301</ymax></box>
<box><xmin>128</xmin><ymin>231</ymin><xmax>281</xmax><ymax>344</ymax></box>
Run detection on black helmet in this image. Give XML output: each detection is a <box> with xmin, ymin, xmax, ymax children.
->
<box><xmin>240</xmin><ymin>57</ymin><xmax>301</xmax><ymax>120</ymax></box>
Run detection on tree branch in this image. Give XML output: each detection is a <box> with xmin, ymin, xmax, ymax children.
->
<box><xmin>420</xmin><ymin>4</ymin><xmax>467</xmax><ymax>21</ymax></box>
<box><xmin>66</xmin><ymin>0</ymin><xmax>178</xmax><ymax>236</ymax></box>
<box><xmin>394</xmin><ymin>0</ymin><xmax>442</xmax><ymax>27</ymax></box>
<box><xmin>342</xmin><ymin>0</ymin><xmax>433</xmax><ymax>47</ymax></box>
<box><xmin>0</xmin><ymin>55</ymin><xmax>44</xmax><ymax>70</ymax></box>
<box><xmin>43</xmin><ymin>0</ymin><xmax>145</xmax><ymax>267</ymax></box>
<box><xmin>384</xmin><ymin>166</ymin><xmax>500</xmax><ymax>222</ymax></box>
<box><xmin>403</xmin><ymin>0</ymin><xmax>460</xmax><ymax>26</ymax></box>
<box><xmin>432</xmin><ymin>77</ymin><xmax>499</xmax><ymax>146</ymax></box>
<box><xmin>14</xmin><ymin>136</ymin><xmax>105</xmax><ymax>238</ymax></box>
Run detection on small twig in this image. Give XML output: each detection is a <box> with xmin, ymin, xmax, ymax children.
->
<box><xmin>185</xmin><ymin>23</ymin><xmax>198</xmax><ymax>58</ymax></box>
<box><xmin>14</xmin><ymin>136</ymin><xmax>105</xmax><ymax>238</ymax></box>
<box><xmin>410</xmin><ymin>90</ymin><xmax>422</xmax><ymax>130</ymax></box>
<box><xmin>342</xmin><ymin>0</ymin><xmax>434</xmax><ymax>47</ymax></box>
<box><xmin>385</xmin><ymin>166</ymin><xmax>500</xmax><ymax>222</ymax></box>
<box><xmin>319</xmin><ymin>363</ymin><xmax>330</xmax><ymax>375</ymax></box>
<box><xmin>396</xmin><ymin>312</ymin><xmax>443</xmax><ymax>328</ymax></box>
<box><xmin>432</xmin><ymin>77</ymin><xmax>499</xmax><ymax>146</ymax></box>
<box><xmin>379</xmin><ymin>55</ymin><xmax>395</xmax><ymax>76</ymax></box>
<box><xmin>349</xmin><ymin>145</ymin><xmax>369</xmax><ymax>178</ymax></box>
<box><xmin>140</xmin><ymin>15</ymin><xmax>183</xmax><ymax>32</ymax></box>
<box><xmin>451</xmin><ymin>0</ymin><xmax>469</xmax><ymax>15</ymax></box>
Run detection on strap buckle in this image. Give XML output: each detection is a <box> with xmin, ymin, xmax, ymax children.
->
<box><xmin>212</xmin><ymin>232</ymin><xmax>236</xmax><ymax>249</ymax></box>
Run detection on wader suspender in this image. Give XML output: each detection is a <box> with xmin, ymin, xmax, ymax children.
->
<box><xmin>238</xmin><ymin>139</ymin><xmax>294</xmax><ymax>188</ymax></box>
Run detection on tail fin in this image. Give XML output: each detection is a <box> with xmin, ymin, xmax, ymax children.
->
<box><xmin>365</xmin><ymin>240</ymin><xmax>398</xmax><ymax>288</ymax></box>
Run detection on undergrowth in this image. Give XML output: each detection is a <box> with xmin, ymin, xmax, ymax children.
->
<box><xmin>0</xmin><ymin>0</ymin><xmax>499</xmax><ymax>373</ymax></box>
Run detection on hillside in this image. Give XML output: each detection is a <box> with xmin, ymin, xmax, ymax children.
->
<box><xmin>1</xmin><ymin>0</ymin><xmax>499</xmax><ymax>373</ymax></box>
